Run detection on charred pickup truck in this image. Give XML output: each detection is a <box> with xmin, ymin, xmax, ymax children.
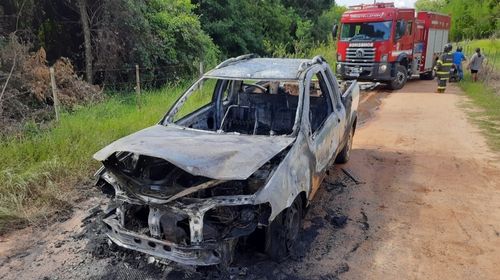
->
<box><xmin>93</xmin><ymin>55</ymin><xmax>359</xmax><ymax>266</ymax></box>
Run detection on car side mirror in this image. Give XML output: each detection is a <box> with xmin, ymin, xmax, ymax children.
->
<box><xmin>332</xmin><ymin>24</ymin><xmax>338</xmax><ymax>39</ymax></box>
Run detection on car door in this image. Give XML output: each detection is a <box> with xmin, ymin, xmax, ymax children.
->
<box><xmin>324</xmin><ymin>66</ymin><xmax>347</xmax><ymax>150</ymax></box>
<box><xmin>303</xmin><ymin>67</ymin><xmax>341</xmax><ymax>173</ymax></box>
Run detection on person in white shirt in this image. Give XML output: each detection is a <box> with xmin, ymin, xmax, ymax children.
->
<box><xmin>468</xmin><ymin>48</ymin><xmax>485</xmax><ymax>82</ymax></box>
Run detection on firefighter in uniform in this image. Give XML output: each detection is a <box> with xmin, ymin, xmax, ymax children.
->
<box><xmin>434</xmin><ymin>43</ymin><xmax>454</xmax><ymax>93</ymax></box>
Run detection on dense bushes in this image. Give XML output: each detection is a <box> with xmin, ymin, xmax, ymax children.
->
<box><xmin>0</xmin><ymin>0</ymin><xmax>346</xmax><ymax>136</ymax></box>
<box><xmin>1</xmin><ymin>0</ymin><xmax>219</xmax><ymax>85</ymax></box>
<box><xmin>1</xmin><ymin>0</ymin><xmax>344</xmax><ymax>85</ymax></box>
<box><xmin>92</xmin><ymin>0</ymin><xmax>219</xmax><ymax>85</ymax></box>
<box><xmin>2</xmin><ymin>0</ymin><xmax>343</xmax><ymax>85</ymax></box>
<box><xmin>193</xmin><ymin>0</ymin><xmax>341</xmax><ymax>58</ymax></box>
<box><xmin>194</xmin><ymin>0</ymin><xmax>300</xmax><ymax>57</ymax></box>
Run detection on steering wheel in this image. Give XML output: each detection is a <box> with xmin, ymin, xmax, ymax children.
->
<box><xmin>244</xmin><ymin>83</ymin><xmax>267</xmax><ymax>93</ymax></box>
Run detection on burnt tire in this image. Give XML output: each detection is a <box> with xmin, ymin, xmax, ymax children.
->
<box><xmin>388</xmin><ymin>65</ymin><xmax>407</xmax><ymax>90</ymax></box>
<box><xmin>265</xmin><ymin>196</ymin><xmax>303</xmax><ymax>262</ymax></box>
<box><xmin>335</xmin><ymin>126</ymin><xmax>354</xmax><ymax>164</ymax></box>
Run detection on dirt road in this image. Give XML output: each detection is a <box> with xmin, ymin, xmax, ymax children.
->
<box><xmin>1</xmin><ymin>79</ymin><xmax>499</xmax><ymax>279</ymax></box>
<box><xmin>344</xmin><ymin>80</ymin><xmax>500</xmax><ymax>279</ymax></box>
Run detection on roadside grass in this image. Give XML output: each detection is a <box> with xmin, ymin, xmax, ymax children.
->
<box><xmin>459</xmin><ymin>76</ymin><xmax>500</xmax><ymax>152</ymax></box>
<box><xmin>307</xmin><ymin>40</ymin><xmax>337</xmax><ymax>65</ymax></box>
<box><xmin>457</xmin><ymin>39</ymin><xmax>500</xmax><ymax>153</ymax></box>
<box><xmin>0</xmin><ymin>83</ymin><xmax>188</xmax><ymax>232</ymax></box>
<box><xmin>459</xmin><ymin>38</ymin><xmax>500</xmax><ymax>69</ymax></box>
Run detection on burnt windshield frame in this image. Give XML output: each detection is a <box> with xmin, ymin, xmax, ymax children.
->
<box><xmin>161</xmin><ymin>77</ymin><xmax>304</xmax><ymax>137</ymax></box>
<box><xmin>340</xmin><ymin>21</ymin><xmax>393</xmax><ymax>41</ymax></box>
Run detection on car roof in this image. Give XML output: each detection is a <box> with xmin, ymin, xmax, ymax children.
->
<box><xmin>204</xmin><ymin>57</ymin><xmax>314</xmax><ymax>81</ymax></box>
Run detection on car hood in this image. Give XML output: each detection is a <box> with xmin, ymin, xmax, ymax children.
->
<box><xmin>93</xmin><ymin>125</ymin><xmax>295</xmax><ymax>180</ymax></box>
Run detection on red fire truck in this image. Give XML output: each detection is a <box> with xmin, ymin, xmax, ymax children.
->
<box><xmin>333</xmin><ymin>2</ymin><xmax>451</xmax><ymax>89</ymax></box>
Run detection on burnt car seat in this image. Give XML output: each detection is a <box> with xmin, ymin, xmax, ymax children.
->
<box><xmin>220</xmin><ymin>105</ymin><xmax>258</xmax><ymax>134</ymax></box>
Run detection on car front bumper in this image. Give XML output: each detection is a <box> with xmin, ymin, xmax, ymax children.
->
<box><xmin>337</xmin><ymin>62</ymin><xmax>393</xmax><ymax>81</ymax></box>
<box><xmin>104</xmin><ymin>215</ymin><xmax>225</xmax><ymax>266</ymax></box>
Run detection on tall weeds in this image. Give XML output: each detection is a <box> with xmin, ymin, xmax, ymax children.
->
<box><xmin>0</xmin><ymin>85</ymin><xmax>186</xmax><ymax>232</ymax></box>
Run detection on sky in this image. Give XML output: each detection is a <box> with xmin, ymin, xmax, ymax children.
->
<box><xmin>335</xmin><ymin>0</ymin><xmax>417</xmax><ymax>8</ymax></box>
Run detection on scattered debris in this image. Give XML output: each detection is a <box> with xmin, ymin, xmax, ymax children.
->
<box><xmin>54</xmin><ymin>240</ymin><xmax>65</xmax><ymax>248</ymax></box>
<box><xmin>341</xmin><ymin>168</ymin><xmax>365</xmax><ymax>185</ymax></box>
<box><xmin>350</xmin><ymin>242</ymin><xmax>361</xmax><ymax>253</ymax></box>
<box><xmin>331</xmin><ymin>216</ymin><xmax>348</xmax><ymax>228</ymax></box>
<box><xmin>359</xmin><ymin>211</ymin><xmax>370</xmax><ymax>231</ymax></box>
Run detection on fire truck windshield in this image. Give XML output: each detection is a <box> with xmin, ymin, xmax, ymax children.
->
<box><xmin>340</xmin><ymin>21</ymin><xmax>392</xmax><ymax>41</ymax></box>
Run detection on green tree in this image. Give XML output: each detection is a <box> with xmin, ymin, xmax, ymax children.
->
<box><xmin>194</xmin><ymin>0</ymin><xmax>299</xmax><ymax>57</ymax></box>
<box><xmin>194</xmin><ymin>0</ymin><xmax>265</xmax><ymax>56</ymax></box>
<box><xmin>281</xmin><ymin>0</ymin><xmax>335</xmax><ymax>19</ymax></box>
<box><xmin>415</xmin><ymin>0</ymin><xmax>445</xmax><ymax>12</ymax></box>
<box><xmin>145</xmin><ymin>0</ymin><xmax>218</xmax><ymax>66</ymax></box>
<box><xmin>415</xmin><ymin>0</ymin><xmax>500</xmax><ymax>40</ymax></box>
<box><xmin>88</xmin><ymin>0</ymin><xmax>220</xmax><ymax>83</ymax></box>
<box><xmin>1</xmin><ymin>0</ymin><xmax>218</xmax><ymax>85</ymax></box>
<box><xmin>314</xmin><ymin>4</ymin><xmax>347</xmax><ymax>42</ymax></box>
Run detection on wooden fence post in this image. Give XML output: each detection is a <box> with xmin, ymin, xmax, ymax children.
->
<box><xmin>135</xmin><ymin>64</ymin><xmax>142</xmax><ymax>109</ymax></box>
<box><xmin>49</xmin><ymin>67</ymin><xmax>60</xmax><ymax>122</ymax></box>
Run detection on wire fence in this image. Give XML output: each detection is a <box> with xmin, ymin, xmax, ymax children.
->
<box><xmin>460</xmin><ymin>42</ymin><xmax>499</xmax><ymax>85</ymax></box>
<box><xmin>47</xmin><ymin>62</ymin><xmax>203</xmax><ymax>118</ymax></box>
<box><xmin>71</xmin><ymin>64</ymin><xmax>196</xmax><ymax>92</ymax></box>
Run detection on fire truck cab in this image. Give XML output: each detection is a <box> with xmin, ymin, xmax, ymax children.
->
<box><xmin>334</xmin><ymin>2</ymin><xmax>450</xmax><ymax>90</ymax></box>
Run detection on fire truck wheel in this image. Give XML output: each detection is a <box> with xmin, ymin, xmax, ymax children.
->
<box><xmin>389</xmin><ymin>65</ymin><xmax>407</xmax><ymax>90</ymax></box>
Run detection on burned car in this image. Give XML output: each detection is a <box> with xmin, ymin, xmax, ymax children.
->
<box><xmin>93</xmin><ymin>55</ymin><xmax>360</xmax><ymax>266</ymax></box>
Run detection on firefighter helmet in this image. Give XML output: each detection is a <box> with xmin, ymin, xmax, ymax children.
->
<box><xmin>444</xmin><ymin>43</ymin><xmax>452</xmax><ymax>53</ymax></box>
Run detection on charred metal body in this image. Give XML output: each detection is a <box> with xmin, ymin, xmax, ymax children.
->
<box><xmin>94</xmin><ymin>55</ymin><xmax>360</xmax><ymax>266</ymax></box>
